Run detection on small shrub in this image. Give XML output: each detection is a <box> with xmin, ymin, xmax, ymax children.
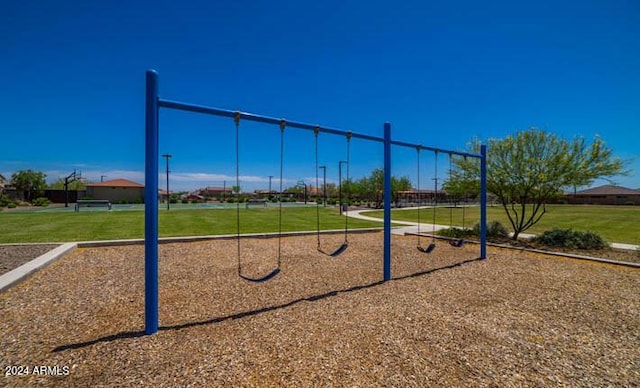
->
<box><xmin>438</xmin><ymin>227</ymin><xmax>474</xmax><ymax>238</ymax></box>
<box><xmin>181</xmin><ymin>198</ymin><xmax>189</xmax><ymax>204</ymax></box>
<box><xmin>32</xmin><ymin>197</ymin><xmax>50</xmax><ymax>207</ymax></box>
<box><xmin>169</xmin><ymin>198</ymin><xmax>178</xmax><ymax>204</ymax></box>
<box><xmin>0</xmin><ymin>194</ymin><xmax>13</xmax><ymax>207</ymax></box>
<box><xmin>532</xmin><ymin>228</ymin><xmax>607</xmax><ymax>250</ymax></box>
<box><xmin>472</xmin><ymin>221</ymin><xmax>509</xmax><ymax>238</ymax></box>
<box><xmin>488</xmin><ymin>221</ymin><xmax>508</xmax><ymax>238</ymax></box>
<box><xmin>8</xmin><ymin>203</ymin><xmax>17</xmax><ymax>208</ymax></box>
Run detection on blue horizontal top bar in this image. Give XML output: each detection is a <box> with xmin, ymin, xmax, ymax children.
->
<box><xmin>391</xmin><ymin>140</ymin><xmax>481</xmax><ymax>159</ymax></box>
<box><xmin>159</xmin><ymin>99</ymin><xmax>383</xmax><ymax>143</ymax></box>
<box><xmin>158</xmin><ymin>98</ymin><xmax>482</xmax><ymax>159</ymax></box>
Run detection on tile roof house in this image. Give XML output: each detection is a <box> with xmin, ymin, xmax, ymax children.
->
<box><xmin>197</xmin><ymin>186</ymin><xmax>232</xmax><ymax>198</ymax></box>
<box><xmin>85</xmin><ymin>179</ymin><xmax>145</xmax><ymax>203</ymax></box>
<box><xmin>565</xmin><ymin>184</ymin><xmax>640</xmax><ymax>205</ymax></box>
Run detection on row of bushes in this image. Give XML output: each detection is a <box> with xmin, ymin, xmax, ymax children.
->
<box><xmin>32</xmin><ymin>197</ymin><xmax>50</xmax><ymax>207</ymax></box>
<box><xmin>437</xmin><ymin>220</ymin><xmax>510</xmax><ymax>239</ymax></box>
<box><xmin>437</xmin><ymin>221</ymin><xmax>608</xmax><ymax>250</ymax></box>
<box><xmin>0</xmin><ymin>195</ymin><xmax>50</xmax><ymax>209</ymax></box>
<box><xmin>114</xmin><ymin>198</ymin><xmax>144</xmax><ymax>205</ymax></box>
<box><xmin>531</xmin><ymin>228</ymin><xmax>607</xmax><ymax>250</ymax></box>
<box><xmin>0</xmin><ymin>194</ymin><xmax>16</xmax><ymax>209</ymax></box>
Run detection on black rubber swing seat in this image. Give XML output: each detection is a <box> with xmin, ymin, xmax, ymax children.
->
<box><xmin>329</xmin><ymin>242</ymin><xmax>348</xmax><ymax>257</ymax></box>
<box><xmin>238</xmin><ymin>268</ymin><xmax>281</xmax><ymax>283</ymax></box>
<box><xmin>417</xmin><ymin>243</ymin><xmax>436</xmax><ymax>253</ymax></box>
<box><xmin>448</xmin><ymin>239</ymin><xmax>465</xmax><ymax>248</ymax></box>
<box><xmin>317</xmin><ymin>242</ymin><xmax>349</xmax><ymax>257</ymax></box>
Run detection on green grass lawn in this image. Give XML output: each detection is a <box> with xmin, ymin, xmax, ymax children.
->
<box><xmin>363</xmin><ymin>204</ymin><xmax>640</xmax><ymax>245</ymax></box>
<box><xmin>0</xmin><ymin>207</ymin><xmax>382</xmax><ymax>243</ymax></box>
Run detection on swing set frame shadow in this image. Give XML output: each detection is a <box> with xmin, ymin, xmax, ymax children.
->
<box><xmin>53</xmin><ymin>255</ymin><xmax>483</xmax><ymax>352</ymax></box>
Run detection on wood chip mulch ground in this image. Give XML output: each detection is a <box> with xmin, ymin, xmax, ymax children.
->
<box><xmin>1</xmin><ymin>232</ymin><xmax>639</xmax><ymax>387</ymax></box>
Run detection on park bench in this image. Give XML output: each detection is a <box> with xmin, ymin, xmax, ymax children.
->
<box><xmin>75</xmin><ymin>199</ymin><xmax>112</xmax><ymax>212</ymax></box>
<box><xmin>245</xmin><ymin>198</ymin><xmax>268</xmax><ymax>208</ymax></box>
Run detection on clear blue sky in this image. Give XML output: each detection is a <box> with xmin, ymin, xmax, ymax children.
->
<box><xmin>2</xmin><ymin>0</ymin><xmax>639</xmax><ymax>192</ymax></box>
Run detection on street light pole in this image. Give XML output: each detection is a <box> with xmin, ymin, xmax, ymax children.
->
<box><xmin>162</xmin><ymin>154</ymin><xmax>172</xmax><ymax>210</ymax></box>
<box><xmin>318</xmin><ymin>165</ymin><xmax>326</xmax><ymax>207</ymax></box>
<box><xmin>222</xmin><ymin>180</ymin><xmax>226</xmax><ymax>202</ymax></box>
<box><xmin>338</xmin><ymin>160</ymin><xmax>347</xmax><ymax>214</ymax></box>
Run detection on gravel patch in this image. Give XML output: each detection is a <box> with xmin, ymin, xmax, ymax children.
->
<box><xmin>0</xmin><ymin>244</ymin><xmax>60</xmax><ymax>276</ymax></box>
<box><xmin>1</xmin><ymin>232</ymin><xmax>638</xmax><ymax>386</ymax></box>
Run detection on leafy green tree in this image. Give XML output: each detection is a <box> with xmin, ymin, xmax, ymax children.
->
<box><xmin>48</xmin><ymin>178</ymin><xmax>86</xmax><ymax>190</ymax></box>
<box><xmin>441</xmin><ymin>160</ymin><xmax>479</xmax><ymax>204</ymax></box>
<box><xmin>11</xmin><ymin>170</ymin><xmax>47</xmax><ymax>202</ymax></box>
<box><xmin>392</xmin><ymin>176</ymin><xmax>412</xmax><ymax>193</ymax></box>
<box><xmin>353</xmin><ymin>169</ymin><xmax>412</xmax><ymax>207</ymax></box>
<box><xmin>340</xmin><ymin>178</ymin><xmax>357</xmax><ymax>200</ymax></box>
<box><xmin>453</xmin><ymin>129</ymin><xmax>626</xmax><ymax>240</ymax></box>
<box><xmin>323</xmin><ymin>183</ymin><xmax>337</xmax><ymax>200</ymax></box>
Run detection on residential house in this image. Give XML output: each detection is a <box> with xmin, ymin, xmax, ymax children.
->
<box><xmin>85</xmin><ymin>179</ymin><xmax>145</xmax><ymax>203</ymax></box>
<box><xmin>565</xmin><ymin>184</ymin><xmax>640</xmax><ymax>205</ymax></box>
<box><xmin>159</xmin><ymin>189</ymin><xmax>173</xmax><ymax>203</ymax></box>
<box><xmin>253</xmin><ymin>189</ymin><xmax>276</xmax><ymax>197</ymax></box>
<box><xmin>198</xmin><ymin>186</ymin><xmax>232</xmax><ymax>199</ymax></box>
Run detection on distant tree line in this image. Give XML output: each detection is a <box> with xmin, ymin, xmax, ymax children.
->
<box><xmin>284</xmin><ymin>168</ymin><xmax>412</xmax><ymax>207</ymax></box>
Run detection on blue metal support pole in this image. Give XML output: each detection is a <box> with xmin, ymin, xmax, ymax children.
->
<box><xmin>145</xmin><ymin>70</ymin><xmax>159</xmax><ymax>334</ymax></box>
<box><xmin>383</xmin><ymin>123</ymin><xmax>392</xmax><ymax>281</ymax></box>
<box><xmin>480</xmin><ymin>144</ymin><xmax>487</xmax><ymax>260</ymax></box>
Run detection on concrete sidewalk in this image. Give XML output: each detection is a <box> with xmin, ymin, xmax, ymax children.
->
<box><xmin>345</xmin><ymin>208</ymin><xmax>639</xmax><ymax>251</ymax></box>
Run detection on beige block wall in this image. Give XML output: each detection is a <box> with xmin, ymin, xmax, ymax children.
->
<box><xmin>86</xmin><ymin>187</ymin><xmax>145</xmax><ymax>203</ymax></box>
